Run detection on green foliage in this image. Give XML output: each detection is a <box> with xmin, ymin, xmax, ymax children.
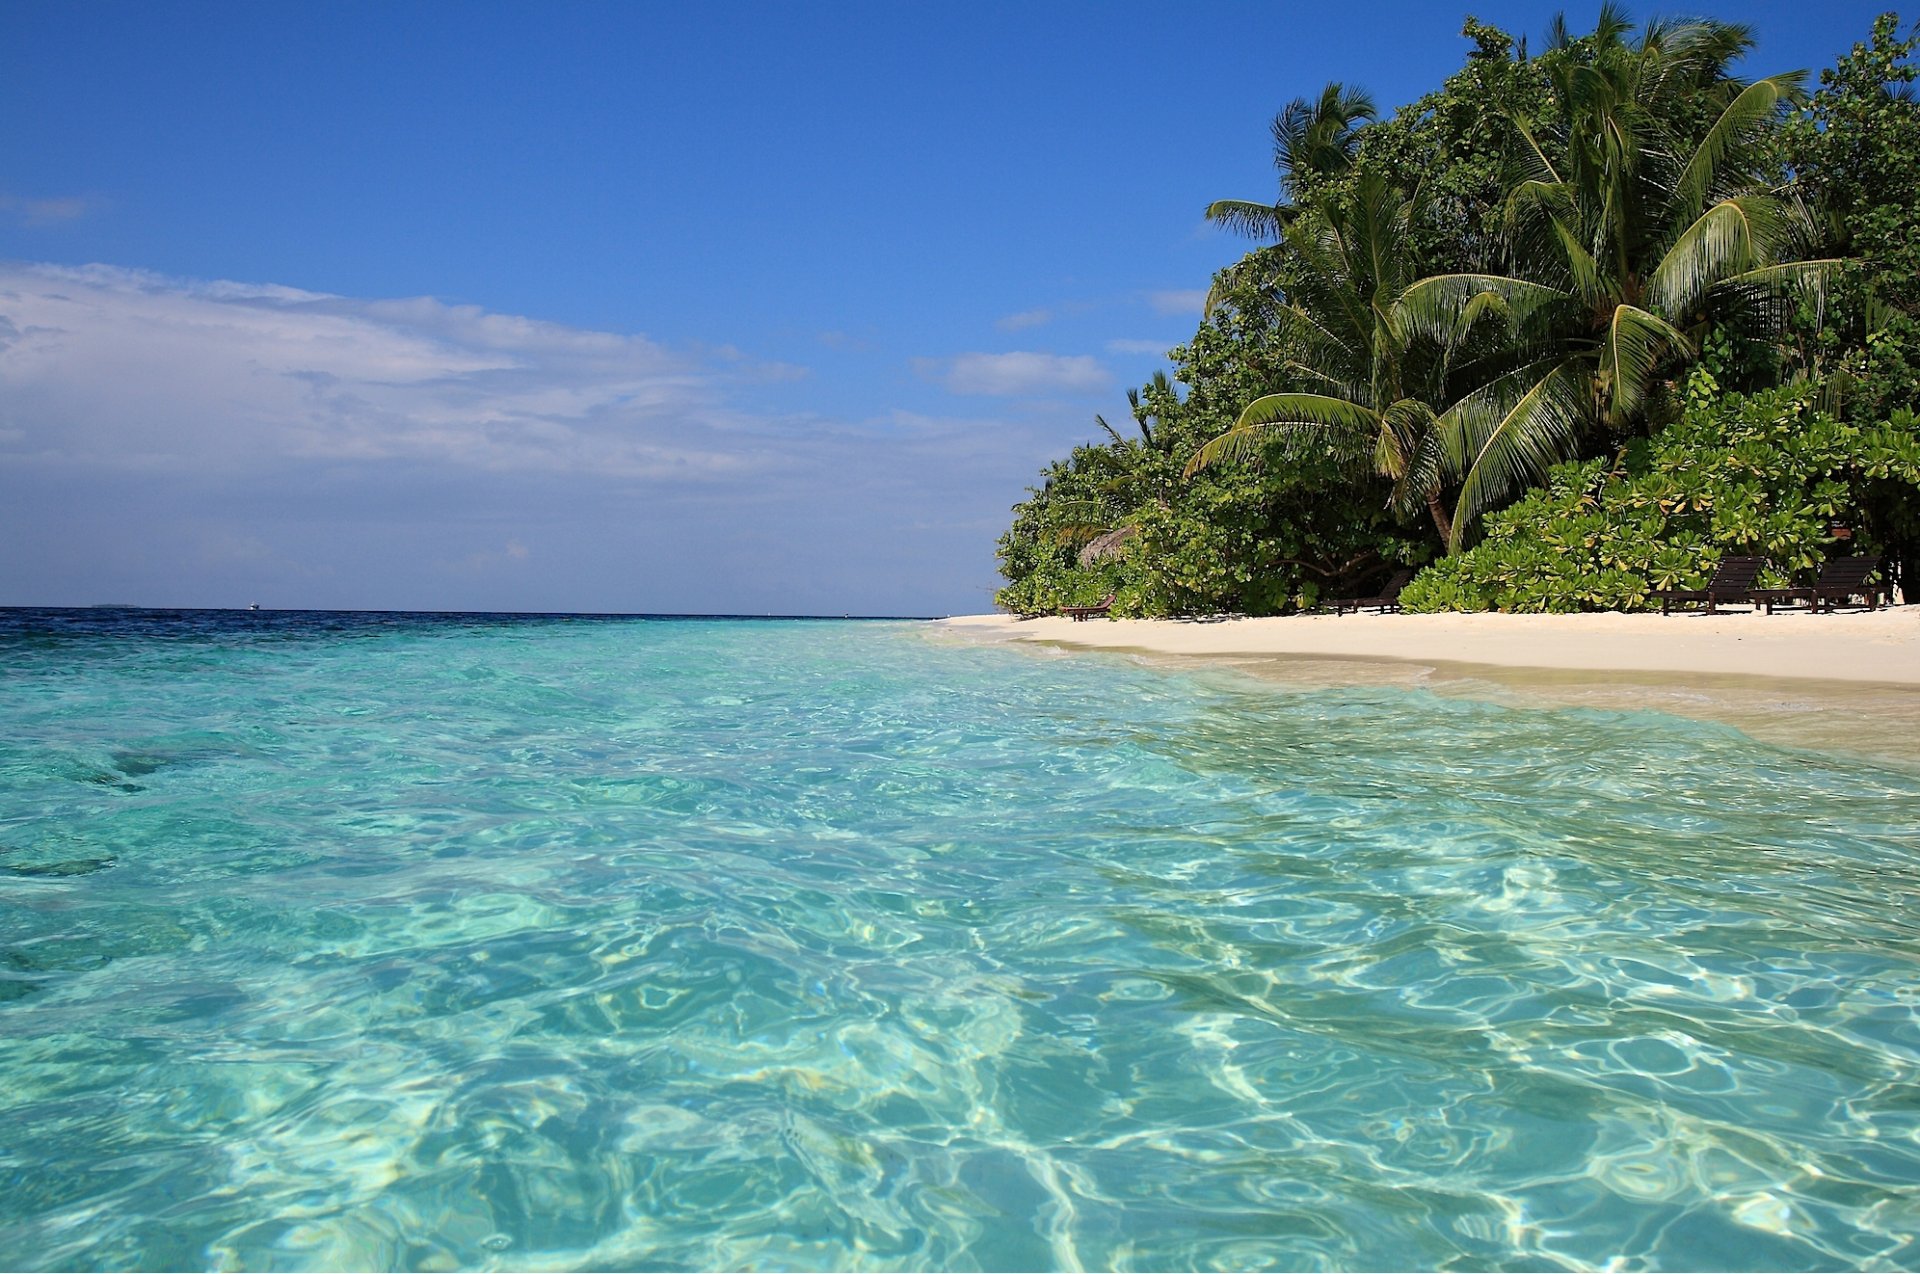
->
<box><xmin>1343</xmin><ymin>19</ymin><xmax>1550</xmax><ymax>276</ymax></box>
<box><xmin>998</xmin><ymin>196</ymin><xmax>1429</xmax><ymax>617</ymax></box>
<box><xmin>992</xmin><ymin>382</ymin><xmax>1418</xmax><ymax>616</ymax></box>
<box><xmin>1188</xmin><ymin>173</ymin><xmax>1461</xmax><ymax>544</ymax></box>
<box><xmin>1204</xmin><ymin>83</ymin><xmax>1377</xmax><ymax>240</ymax></box>
<box><xmin>1387</xmin><ymin>10</ymin><xmax>1838</xmax><ymax>546</ymax></box>
<box><xmin>1785</xmin><ymin>13</ymin><xmax>1920</xmax><ymax>417</ymax></box>
<box><xmin>1400</xmin><ymin>384</ymin><xmax>1920</xmax><ymax>611</ymax></box>
<box><xmin>996</xmin><ymin>11</ymin><xmax>1920</xmax><ymax>617</ymax></box>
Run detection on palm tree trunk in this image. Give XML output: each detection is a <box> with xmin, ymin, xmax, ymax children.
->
<box><xmin>1426</xmin><ymin>492</ymin><xmax>1454</xmax><ymax>549</ymax></box>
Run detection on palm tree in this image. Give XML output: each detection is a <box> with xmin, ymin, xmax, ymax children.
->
<box><xmin>1396</xmin><ymin>5</ymin><xmax>1841</xmax><ymax>547</ymax></box>
<box><xmin>1205</xmin><ymin>83</ymin><xmax>1378</xmax><ymax>241</ymax></box>
<box><xmin>1095</xmin><ymin>371</ymin><xmax>1178</xmax><ymax>451</ymax></box>
<box><xmin>1186</xmin><ymin>171</ymin><xmax>1459</xmax><ymax>544</ymax></box>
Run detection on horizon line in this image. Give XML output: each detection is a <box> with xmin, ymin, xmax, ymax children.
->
<box><xmin>0</xmin><ymin>604</ymin><xmax>946</xmax><ymax>621</ymax></box>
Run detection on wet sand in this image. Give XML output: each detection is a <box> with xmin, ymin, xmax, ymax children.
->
<box><xmin>934</xmin><ymin>609</ymin><xmax>1920</xmax><ymax>766</ymax></box>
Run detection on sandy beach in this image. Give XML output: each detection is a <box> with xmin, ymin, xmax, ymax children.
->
<box><xmin>937</xmin><ymin>608</ymin><xmax>1920</xmax><ymax>762</ymax></box>
<box><xmin>938</xmin><ymin>606</ymin><xmax>1920</xmax><ymax>686</ymax></box>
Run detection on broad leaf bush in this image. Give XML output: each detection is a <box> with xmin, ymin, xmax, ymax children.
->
<box><xmin>1400</xmin><ymin>383</ymin><xmax>1920</xmax><ymax>613</ymax></box>
<box><xmin>995</xmin><ymin>14</ymin><xmax>1920</xmax><ymax>614</ymax></box>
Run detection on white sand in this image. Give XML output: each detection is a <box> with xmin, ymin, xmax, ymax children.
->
<box><xmin>936</xmin><ymin>607</ymin><xmax>1920</xmax><ymax>686</ymax></box>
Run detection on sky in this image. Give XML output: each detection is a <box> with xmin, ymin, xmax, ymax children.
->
<box><xmin>0</xmin><ymin>0</ymin><xmax>1898</xmax><ymax>615</ymax></box>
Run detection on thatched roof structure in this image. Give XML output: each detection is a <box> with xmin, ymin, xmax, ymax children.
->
<box><xmin>1077</xmin><ymin>525</ymin><xmax>1138</xmax><ymax>568</ymax></box>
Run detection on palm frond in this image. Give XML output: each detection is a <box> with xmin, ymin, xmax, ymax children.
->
<box><xmin>1201</xmin><ymin>278</ymin><xmax>1226</xmax><ymax>320</ymax></box>
<box><xmin>1508</xmin><ymin>120</ymin><xmax>1565</xmax><ymax>187</ymax></box>
<box><xmin>1506</xmin><ymin>177</ymin><xmax>1575</xmax><ymax>222</ymax></box>
<box><xmin>1273</xmin><ymin>307</ymin><xmax>1366</xmax><ymax>373</ymax></box>
<box><xmin>1185</xmin><ymin>393</ymin><xmax>1380</xmax><ymax>478</ymax></box>
<box><xmin>1604</xmin><ymin>304</ymin><xmax>1693</xmax><ymax>418</ymax></box>
<box><xmin>1276</xmin><ymin>357</ymin><xmax>1368</xmax><ymax>400</ymax></box>
<box><xmin>1396</xmin><ymin>273</ymin><xmax>1570</xmax><ymax>346</ymax></box>
<box><xmin>1437</xmin><ymin>358</ymin><xmax>1591</xmax><ymax>549</ymax></box>
<box><xmin>1037</xmin><ymin>498</ymin><xmax>1117</xmax><ymax>546</ymax></box>
<box><xmin>1716</xmin><ymin>258</ymin><xmax>1844</xmax><ymax>324</ymax></box>
<box><xmin>1377</xmin><ymin>398</ymin><xmax>1438</xmax><ymax>485</ymax></box>
<box><xmin>1651</xmin><ymin>17</ymin><xmax>1756</xmax><ymax>94</ymax></box>
<box><xmin>1593</xmin><ymin>1</ymin><xmax>1636</xmax><ymax>49</ymax></box>
<box><xmin>1548</xmin><ymin>214</ymin><xmax>1607</xmax><ymax>303</ymax></box>
<box><xmin>1672</xmin><ymin>74</ymin><xmax>1803</xmax><ymax>224</ymax></box>
<box><xmin>1273</xmin><ymin>82</ymin><xmax>1378</xmax><ymax>193</ymax></box>
<box><xmin>1204</xmin><ymin>199</ymin><xmax>1289</xmax><ymax>241</ymax></box>
<box><xmin>1397</xmin><ymin>427</ymin><xmax>1450</xmax><ymax>524</ymax></box>
<box><xmin>1647</xmin><ymin>193</ymin><xmax>1792</xmax><ymax>317</ymax></box>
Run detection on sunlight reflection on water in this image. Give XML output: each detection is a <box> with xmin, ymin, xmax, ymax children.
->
<box><xmin>1</xmin><ymin>610</ymin><xmax>1918</xmax><ymax>1270</ymax></box>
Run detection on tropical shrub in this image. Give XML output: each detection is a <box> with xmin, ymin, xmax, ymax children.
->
<box><xmin>1786</xmin><ymin>13</ymin><xmax>1920</xmax><ymax>418</ymax></box>
<box><xmin>1400</xmin><ymin>381</ymin><xmax>1920</xmax><ymax>612</ymax></box>
<box><xmin>995</xmin><ymin>233</ymin><xmax>1421</xmax><ymax>617</ymax></box>
<box><xmin>994</xmin><ymin>11</ymin><xmax>1920</xmax><ymax>616</ymax></box>
<box><xmin>1782</xmin><ymin>13</ymin><xmax>1920</xmax><ymax>588</ymax></box>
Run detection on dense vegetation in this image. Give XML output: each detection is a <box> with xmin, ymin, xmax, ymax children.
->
<box><xmin>1401</xmin><ymin>379</ymin><xmax>1920</xmax><ymax>612</ymax></box>
<box><xmin>996</xmin><ymin>9</ymin><xmax>1920</xmax><ymax>615</ymax></box>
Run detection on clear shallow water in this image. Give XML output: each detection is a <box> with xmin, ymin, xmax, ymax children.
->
<box><xmin>3</xmin><ymin>609</ymin><xmax>1920</xmax><ymax>1272</ymax></box>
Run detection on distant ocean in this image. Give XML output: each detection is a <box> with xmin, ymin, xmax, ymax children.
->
<box><xmin>4</xmin><ymin>607</ymin><xmax>1919</xmax><ymax>1270</ymax></box>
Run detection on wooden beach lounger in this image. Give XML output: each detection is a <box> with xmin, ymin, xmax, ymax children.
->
<box><xmin>1809</xmin><ymin>554</ymin><xmax>1886</xmax><ymax>612</ymax></box>
<box><xmin>1651</xmin><ymin>556</ymin><xmax>1765</xmax><ymax>614</ymax></box>
<box><xmin>1330</xmin><ymin>568</ymin><xmax>1414</xmax><ymax>615</ymax></box>
<box><xmin>1749</xmin><ymin>555</ymin><xmax>1887</xmax><ymax>613</ymax></box>
<box><xmin>1060</xmin><ymin>593</ymin><xmax>1115</xmax><ymax>621</ymax></box>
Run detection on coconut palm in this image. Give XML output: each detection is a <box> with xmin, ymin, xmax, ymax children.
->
<box><xmin>1186</xmin><ymin>171</ymin><xmax>1459</xmax><ymax>544</ymax></box>
<box><xmin>1396</xmin><ymin>5</ymin><xmax>1842</xmax><ymax>547</ymax></box>
<box><xmin>1205</xmin><ymin>82</ymin><xmax>1378</xmax><ymax>241</ymax></box>
<box><xmin>1094</xmin><ymin>371</ymin><xmax>1178</xmax><ymax>451</ymax></box>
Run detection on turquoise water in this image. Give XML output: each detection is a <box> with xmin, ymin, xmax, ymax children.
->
<box><xmin>3</xmin><ymin>609</ymin><xmax>1920</xmax><ymax>1271</ymax></box>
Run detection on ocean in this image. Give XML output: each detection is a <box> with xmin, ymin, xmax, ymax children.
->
<box><xmin>3</xmin><ymin>608</ymin><xmax>1918</xmax><ymax>1270</ymax></box>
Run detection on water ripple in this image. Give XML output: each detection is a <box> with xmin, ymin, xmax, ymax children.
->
<box><xmin>1</xmin><ymin>609</ymin><xmax>1918</xmax><ymax>1270</ymax></box>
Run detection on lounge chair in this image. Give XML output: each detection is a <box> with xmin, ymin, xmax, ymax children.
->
<box><xmin>1810</xmin><ymin>555</ymin><xmax>1886</xmax><ymax>612</ymax></box>
<box><xmin>1331</xmin><ymin>568</ymin><xmax>1414</xmax><ymax>615</ymax></box>
<box><xmin>1749</xmin><ymin>554</ymin><xmax>1887</xmax><ymax>613</ymax></box>
<box><xmin>1061</xmin><ymin>593</ymin><xmax>1115</xmax><ymax>621</ymax></box>
<box><xmin>1651</xmin><ymin>555</ymin><xmax>1765</xmax><ymax>614</ymax></box>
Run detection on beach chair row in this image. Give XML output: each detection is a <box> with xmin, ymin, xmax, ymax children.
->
<box><xmin>1315</xmin><ymin>555</ymin><xmax>1894</xmax><ymax>615</ymax></box>
<box><xmin>1654</xmin><ymin>554</ymin><xmax>1890</xmax><ymax>614</ymax></box>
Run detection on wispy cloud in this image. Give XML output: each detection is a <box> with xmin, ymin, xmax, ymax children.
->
<box><xmin>1106</xmin><ymin>338</ymin><xmax>1175</xmax><ymax>356</ymax></box>
<box><xmin>0</xmin><ymin>194</ymin><xmax>99</xmax><ymax>226</ymax></box>
<box><xmin>816</xmin><ymin>329</ymin><xmax>874</xmax><ymax>352</ymax></box>
<box><xmin>995</xmin><ymin>308</ymin><xmax>1053</xmax><ymax>332</ymax></box>
<box><xmin>1148</xmin><ymin>289</ymin><xmax>1208</xmax><ymax>316</ymax></box>
<box><xmin>914</xmin><ymin>351</ymin><xmax>1109</xmax><ymax>396</ymax></box>
<box><xmin>0</xmin><ymin>262</ymin><xmax>750</xmax><ymax>478</ymax></box>
<box><xmin>0</xmin><ymin>262</ymin><xmax>1084</xmax><ymax>613</ymax></box>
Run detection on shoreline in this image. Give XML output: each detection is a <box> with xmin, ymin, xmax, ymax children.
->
<box><xmin>933</xmin><ymin>609</ymin><xmax>1920</xmax><ymax>764</ymax></box>
<box><xmin>935</xmin><ymin>607</ymin><xmax>1920</xmax><ymax>687</ymax></box>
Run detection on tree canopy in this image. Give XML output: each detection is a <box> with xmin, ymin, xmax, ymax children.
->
<box><xmin>996</xmin><ymin>9</ymin><xmax>1920</xmax><ymax>616</ymax></box>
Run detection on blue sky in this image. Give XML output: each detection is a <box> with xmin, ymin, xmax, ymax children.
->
<box><xmin>0</xmin><ymin>0</ymin><xmax>1895</xmax><ymax>614</ymax></box>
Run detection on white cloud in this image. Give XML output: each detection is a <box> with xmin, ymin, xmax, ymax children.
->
<box><xmin>917</xmin><ymin>351</ymin><xmax>1109</xmax><ymax>396</ymax></box>
<box><xmin>0</xmin><ymin>194</ymin><xmax>97</xmax><ymax>226</ymax></box>
<box><xmin>1148</xmin><ymin>289</ymin><xmax>1208</xmax><ymax>316</ymax></box>
<box><xmin>0</xmin><ymin>262</ymin><xmax>760</xmax><ymax>478</ymax></box>
<box><xmin>1106</xmin><ymin>338</ymin><xmax>1175</xmax><ymax>356</ymax></box>
<box><xmin>0</xmin><ymin>261</ymin><xmax>1090</xmax><ymax>614</ymax></box>
<box><xmin>995</xmin><ymin>308</ymin><xmax>1053</xmax><ymax>331</ymax></box>
<box><xmin>816</xmin><ymin>329</ymin><xmax>875</xmax><ymax>352</ymax></box>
